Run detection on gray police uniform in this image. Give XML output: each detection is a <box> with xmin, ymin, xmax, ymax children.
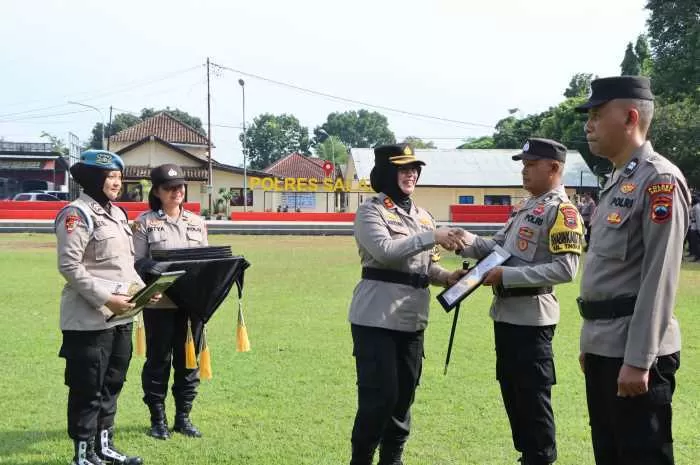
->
<box><xmin>348</xmin><ymin>192</ymin><xmax>450</xmax><ymax>465</ymax></box>
<box><xmin>579</xmin><ymin>142</ymin><xmax>690</xmax><ymax>464</ymax></box>
<box><xmin>132</xmin><ymin>208</ymin><xmax>208</xmax><ymax>412</ymax></box>
<box><xmin>459</xmin><ymin>184</ymin><xmax>582</xmax><ymax>465</ymax></box>
<box><xmin>56</xmin><ymin>193</ymin><xmax>144</xmax><ymax>441</ymax></box>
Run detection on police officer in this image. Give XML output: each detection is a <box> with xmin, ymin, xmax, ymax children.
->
<box><xmin>576</xmin><ymin>76</ymin><xmax>690</xmax><ymax>465</ymax></box>
<box><xmin>458</xmin><ymin>138</ymin><xmax>583</xmax><ymax>465</ymax></box>
<box><xmin>56</xmin><ymin>150</ymin><xmax>147</xmax><ymax>465</ymax></box>
<box><xmin>348</xmin><ymin>144</ymin><xmax>468</xmax><ymax>465</ymax></box>
<box><xmin>132</xmin><ymin>164</ymin><xmax>208</xmax><ymax>439</ymax></box>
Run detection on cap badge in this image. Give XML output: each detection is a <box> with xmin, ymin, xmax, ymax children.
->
<box><xmin>523</xmin><ymin>141</ymin><xmax>530</xmax><ymax>152</ymax></box>
<box><xmin>403</xmin><ymin>146</ymin><xmax>413</xmax><ymax>156</ymax></box>
<box><xmin>95</xmin><ymin>153</ymin><xmax>113</xmax><ymax>166</ymax></box>
<box><xmin>168</xmin><ymin>169</ymin><xmax>178</xmax><ymax>177</ymax></box>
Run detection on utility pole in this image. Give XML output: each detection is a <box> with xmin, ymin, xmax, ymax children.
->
<box><xmin>107</xmin><ymin>106</ymin><xmax>113</xmax><ymax>150</ymax></box>
<box><xmin>206</xmin><ymin>57</ymin><xmax>213</xmax><ymax>216</ymax></box>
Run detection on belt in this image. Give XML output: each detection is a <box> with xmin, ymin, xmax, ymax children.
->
<box><xmin>494</xmin><ymin>285</ymin><xmax>553</xmax><ymax>298</ymax></box>
<box><xmin>577</xmin><ymin>296</ymin><xmax>637</xmax><ymax>320</ymax></box>
<box><xmin>361</xmin><ymin>267</ymin><xmax>429</xmax><ymax>289</ymax></box>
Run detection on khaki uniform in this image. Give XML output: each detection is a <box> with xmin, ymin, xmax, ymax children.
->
<box><xmin>56</xmin><ymin>193</ymin><xmax>144</xmax><ymax>330</ymax></box>
<box><xmin>460</xmin><ymin>185</ymin><xmax>582</xmax><ymax>326</ymax></box>
<box><xmin>580</xmin><ymin>142</ymin><xmax>690</xmax><ymax>369</ymax></box>
<box><xmin>132</xmin><ymin>209</ymin><xmax>208</xmax><ymax>309</ymax></box>
<box><xmin>348</xmin><ymin>193</ymin><xmax>451</xmax><ymax>332</ymax></box>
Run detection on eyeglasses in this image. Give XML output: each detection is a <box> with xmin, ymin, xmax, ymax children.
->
<box><xmin>161</xmin><ymin>184</ymin><xmax>185</xmax><ymax>192</ymax></box>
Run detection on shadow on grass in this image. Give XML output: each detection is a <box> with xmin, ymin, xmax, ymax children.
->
<box><xmin>0</xmin><ymin>425</ymin><xmax>145</xmax><ymax>463</ymax></box>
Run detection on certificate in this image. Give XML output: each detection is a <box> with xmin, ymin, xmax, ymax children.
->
<box><xmin>436</xmin><ymin>245</ymin><xmax>511</xmax><ymax>312</ymax></box>
<box><xmin>106</xmin><ymin>270</ymin><xmax>185</xmax><ymax>322</ymax></box>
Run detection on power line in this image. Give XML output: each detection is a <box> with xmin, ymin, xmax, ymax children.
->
<box><xmin>0</xmin><ymin>65</ymin><xmax>203</xmax><ymax>119</ymax></box>
<box><xmin>211</xmin><ymin>61</ymin><xmax>494</xmax><ymax>129</ymax></box>
<box><xmin>0</xmin><ymin>109</ymin><xmax>91</xmax><ymax>123</ymax></box>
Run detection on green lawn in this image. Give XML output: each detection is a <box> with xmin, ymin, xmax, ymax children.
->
<box><xmin>0</xmin><ymin>234</ymin><xmax>698</xmax><ymax>465</ymax></box>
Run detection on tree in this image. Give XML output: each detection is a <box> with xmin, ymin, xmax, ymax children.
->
<box><xmin>401</xmin><ymin>136</ymin><xmax>436</xmax><ymax>149</ymax></box>
<box><xmin>645</xmin><ymin>0</ymin><xmax>700</xmax><ymax>99</ymax></box>
<box><xmin>620</xmin><ymin>42</ymin><xmax>641</xmax><ymax>76</ymax></box>
<box><xmin>40</xmin><ymin>131</ymin><xmax>69</xmax><ymax>156</ymax></box>
<box><xmin>634</xmin><ymin>34</ymin><xmax>654</xmax><ymax>76</ymax></box>
<box><xmin>314</xmin><ymin>110</ymin><xmax>395</xmax><ymax>148</ymax></box>
<box><xmin>244</xmin><ymin>113</ymin><xmax>311</xmax><ymax>170</ymax></box>
<box><xmin>564</xmin><ymin>73</ymin><xmax>594</xmax><ymax>98</ymax></box>
<box><xmin>649</xmin><ymin>97</ymin><xmax>700</xmax><ymax>187</ymax></box>
<box><xmin>88</xmin><ymin>108</ymin><xmax>205</xmax><ymax>149</ymax></box>
<box><xmin>457</xmin><ymin>136</ymin><xmax>495</xmax><ymax>149</ymax></box>
<box><xmin>315</xmin><ymin>135</ymin><xmax>348</xmax><ymax>166</ymax></box>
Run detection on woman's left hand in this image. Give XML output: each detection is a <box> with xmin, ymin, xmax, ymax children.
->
<box><xmin>446</xmin><ymin>268</ymin><xmax>469</xmax><ymax>287</ymax></box>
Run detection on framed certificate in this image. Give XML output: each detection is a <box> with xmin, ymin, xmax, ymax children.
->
<box><xmin>106</xmin><ymin>270</ymin><xmax>185</xmax><ymax>322</ymax></box>
<box><xmin>436</xmin><ymin>245</ymin><xmax>511</xmax><ymax>312</ymax></box>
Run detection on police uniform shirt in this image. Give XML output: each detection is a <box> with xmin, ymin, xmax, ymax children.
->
<box><xmin>132</xmin><ymin>208</ymin><xmax>208</xmax><ymax>309</ymax></box>
<box><xmin>580</xmin><ymin>142</ymin><xmax>690</xmax><ymax>369</ymax></box>
<box><xmin>56</xmin><ymin>193</ymin><xmax>144</xmax><ymax>330</ymax></box>
<box><xmin>348</xmin><ymin>193</ymin><xmax>451</xmax><ymax>332</ymax></box>
<box><xmin>460</xmin><ymin>185</ymin><xmax>582</xmax><ymax>326</ymax></box>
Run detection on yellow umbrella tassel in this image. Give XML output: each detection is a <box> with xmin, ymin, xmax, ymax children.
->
<box><xmin>135</xmin><ymin>315</ymin><xmax>146</xmax><ymax>357</ymax></box>
<box><xmin>185</xmin><ymin>319</ymin><xmax>198</xmax><ymax>369</ymax></box>
<box><xmin>236</xmin><ymin>302</ymin><xmax>251</xmax><ymax>353</ymax></box>
<box><xmin>199</xmin><ymin>328</ymin><xmax>212</xmax><ymax>380</ymax></box>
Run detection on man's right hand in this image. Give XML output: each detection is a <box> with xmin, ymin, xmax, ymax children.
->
<box><xmin>435</xmin><ymin>228</ymin><xmax>470</xmax><ymax>251</ymax></box>
<box><xmin>105</xmin><ymin>295</ymin><xmax>136</xmax><ymax>315</ymax></box>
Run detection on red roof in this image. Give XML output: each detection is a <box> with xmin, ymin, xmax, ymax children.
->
<box><xmin>264</xmin><ymin>153</ymin><xmax>332</xmax><ymax>178</ymax></box>
<box><xmin>109</xmin><ymin>112</ymin><xmax>209</xmax><ymax>146</ymax></box>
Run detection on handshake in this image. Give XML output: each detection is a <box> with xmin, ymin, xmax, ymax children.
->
<box><xmin>435</xmin><ymin>227</ymin><xmax>472</xmax><ymax>251</ymax></box>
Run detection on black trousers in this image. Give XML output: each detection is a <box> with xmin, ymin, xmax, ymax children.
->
<box><xmin>350</xmin><ymin>324</ymin><xmax>423</xmax><ymax>464</ymax></box>
<box><xmin>584</xmin><ymin>353</ymin><xmax>679</xmax><ymax>465</ymax></box>
<box><xmin>494</xmin><ymin>322</ymin><xmax>557</xmax><ymax>465</ymax></box>
<box><xmin>141</xmin><ymin>307</ymin><xmax>202</xmax><ymax>408</ymax></box>
<box><xmin>59</xmin><ymin>323</ymin><xmax>133</xmax><ymax>440</ymax></box>
<box><xmin>584</xmin><ymin>220</ymin><xmax>592</xmax><ymax>245</ymax></box>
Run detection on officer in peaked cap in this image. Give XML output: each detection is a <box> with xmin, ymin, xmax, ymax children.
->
<box><xmin>348</xmin><ymin>143</ymin><xmax>468</xmax><ymax>465</ymax></box>
<box><xmin>457</xmin><ymin>137</ymin><xmax>583</xmax><ymax>465</ymax></box>
<box><xmin>576</xmin><ymin>76</ymin><xmax>690</xmax><ymax>465</ymax></box>
<box><xmin>56</xmin><ymin>149</ymin><xmax>147</xmax><ymax>465</ymax></box>
<box><xmin>132</xmin><ymin>163</ymin><xmax>208</xmax><ymax>440</ymax></box>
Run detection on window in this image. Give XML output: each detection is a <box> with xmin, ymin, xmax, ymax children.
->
<box><xmin>14</xmin><ymin>194</ymin><xmax>31</xmax><ymax>201</ymax></box>
<box><xmin>484</xmin><ymin>195</ymin><xmax>512</xmax><ymax>206</ymax></box>
<box><xmin>458</xmin><ymin>195</ymin><xmax>474</xmax><ymax>204</ymax></box>
<box><xmin>229</xmin><ymin>188</ymin><xmax>253</xmax><ymax>207</ymax></box>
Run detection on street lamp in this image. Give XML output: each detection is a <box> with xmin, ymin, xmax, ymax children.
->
<box><xmin>238</xmin><ymin>79</ymin><xmax>248</xmax><ymax>212</ymax></box>
<box><xmin>68</xmin><ymin>101</ymin><xmax>105</xmax><ymax>149</ymax></box>
<box><xmin>317</xmin><ymin>129</ymin><xmax>337</xmax><ymax>212</ymax></box>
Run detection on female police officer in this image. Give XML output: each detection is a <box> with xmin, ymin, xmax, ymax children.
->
<box><xmin>132</xmin><ymin>164</ymin><xmax>208</xmax><ymax>440</ymax></box>
<box><xmin>56</xmin><ymin>150</ymin><xmax>147</xmax><ymax>465</ymax></box>
<box><xmin>348</xmin><ymin>144</ymin><xmax>468</xmax><ymax>465</ymax></box>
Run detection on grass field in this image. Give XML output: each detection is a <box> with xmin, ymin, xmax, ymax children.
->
<box><xmin>0</xmin><ymin>233</ymin><xmax>698</xmax><ymax>465</ymax></box>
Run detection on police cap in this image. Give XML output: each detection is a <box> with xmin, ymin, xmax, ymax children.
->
<box><xmin>575</xmin><ymin>76</ymin><xmax>654</xmax><ymax>113</ymax></box>
<box><xmin>512</xmin><ymin>138</ymin><xmax>567</xmax><ymax>162</ymax></box>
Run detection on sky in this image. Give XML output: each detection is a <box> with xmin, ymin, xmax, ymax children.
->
<box><xmin>0</xmin><ymin>0</ymin><xmax>650</xmax><ymax>167</ymax></box>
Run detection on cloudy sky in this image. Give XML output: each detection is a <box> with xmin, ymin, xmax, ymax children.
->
<box><xmin>0</xmin><ymin>0</ymin><xmax>649</xmax><ymax>166</ymax></box>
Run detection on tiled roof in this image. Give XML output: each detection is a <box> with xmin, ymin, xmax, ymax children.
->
<box><xmin>110</xmin><ymin>112</ymin><xmax>209</xmax><ymax>146</ymax></box>
<box><xmin>264</xmin><ymin>153</ymin><xmax>332</xmax><ymax>178</ymax></box>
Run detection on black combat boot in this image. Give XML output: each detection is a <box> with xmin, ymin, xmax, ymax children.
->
<box><xmin>147</xmin><ymin>404</ymin><xmax>170</xmax><ymax>440</ymax></box>
<box><xmin>173</xmin><ymin>404</ymin><xmax>202</xmax><ymax>438</ymax></box>
<box><xmin>95</xmin><ymin>428</ymin><xmax>143</xmax><ymax>465</ymax></box>
<box><xmin>349</xmin><ymin>446</ymin><xmax>375</xmax><ymax>465</ymax></box>
<box><xmin>72</xmin><ymin>439</ymin><xmax>105</xmax><ymax>465</ymax></box>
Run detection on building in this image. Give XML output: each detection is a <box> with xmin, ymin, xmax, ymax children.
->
<box><xmin>0</xmin><ymin>141</ymin><xmax>69</xmax><ymax>199</ymax></box>
<box><xmin>345</xmin><ymin>148</ymin><xmax>599</xmax><ymax>221</ymax></box>
<box><xmin>109</xmin><ymin>112</ymin><xmax>267</xmax><ymax>215</ymax></box>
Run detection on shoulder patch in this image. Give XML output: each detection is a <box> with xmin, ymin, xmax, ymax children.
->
<box><xmin>647</xmin><ymin>182</ymin><xmax>675</xmax><ymax>225</ymax></box>
<box><xmin>383</xmin><ymin>197</ymin><xmax>395</xmax><ymax>209</ymax></box>
<box><xmin>64</xmin><ymin>213</ymin><xmax>82</xmax><ymax>233</ymax></box>
<box><xmin>549</xmin><ymin>202</ymin><xmax>583</xmax><ymax>255</ymax></box>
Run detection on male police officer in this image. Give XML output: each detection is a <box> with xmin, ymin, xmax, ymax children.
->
<box><xmin>576</xmin><ymin>76</ymin><xmax>690</xmax><ymax>465</ymax></box>
<box><xmin>458</xmin><ymin>138</ymin><xmax>583</xmax><ymax>465</ymax></box>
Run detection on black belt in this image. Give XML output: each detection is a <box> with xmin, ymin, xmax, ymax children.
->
<box><xmin>577</xmin><ymin>296</ymin><xmax>637</xmax><ymax>320</ymax></box>
<box><xmin>494</xmin><ymin>285</ymin><xmax>553</xmax><ymax>298</ymax></box>
<box><xmin>361</xmin><ymin>267</ymin><xmax>429</xmax><ymax>289</ymax></box>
